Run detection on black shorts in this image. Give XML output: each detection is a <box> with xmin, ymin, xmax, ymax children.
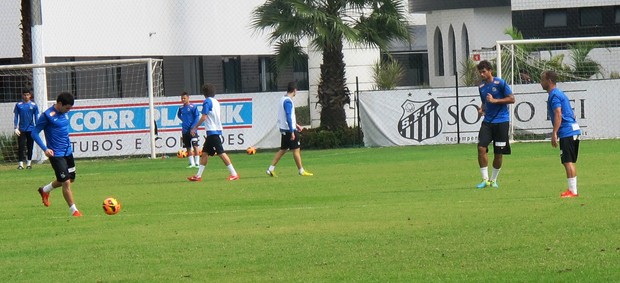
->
<box><xmin>182</xmin><ymin>132</ymin><xmax>199</xmax><ymax>149</ymax></box>
<box><xmin>478</xmin><ymin>121</ymin><xmax>511</xmax><ymax>155</ymax></box>
<box><xmin>49</xmin><ymin>154</ymin><xmax>76</xmax><ymax>182</ymax></box>
<box><xmin>202</xmin><ymin>135</ymin><xmax>225</xmax><ymax>156</ymax></box>
<box><xmin>280</xmin><ymin>130</ymin><xmax>301</xmax><ymax>150</ymax></box>
<box><xmin>559</xmin><ymin>135</ymin><xmax>580</xmax><ymax>164</ymax></box>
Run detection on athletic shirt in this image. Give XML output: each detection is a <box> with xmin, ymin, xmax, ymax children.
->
<box><xmin>177</xmin><ymin>103</ymin><xmax>200</xmax><ymax>134</ymax></box>
<box><xmin>201</xmin><ymin>97</ymin><xmax>223</xmax><ymax>136</ymax></box>
<box><xmin>32</xmin><ymin>105</ymin><xmax>73</xmax><ymax>156</ymax></box>
<box><xmin>277</xmin><ymin>95</ymin><xmax>296</xmax><ymax>132</ymax></box>
<box><xmin>547</xmin><ymin>88</ymin><xmax>581</xmax><ymax>138</ymax></box>
<box><xmin>478</xmin><ymin>77</ymin><xmax>512</xmax><ymax>123</ymax></box>
<box><xmin>13</xmin><ymin>100</ymin><xmax>39</xmax><ymax>131</ymax></box>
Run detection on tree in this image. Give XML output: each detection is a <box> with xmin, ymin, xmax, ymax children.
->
<box><xmin>20</xmin><ymin>0</ymin><xmax>32</xmax><ymax>64</ymax></box>
<box><xmin>252</xmin><ymin>0</ymin><xmax>410</xmax><ymax>130</ymax></box>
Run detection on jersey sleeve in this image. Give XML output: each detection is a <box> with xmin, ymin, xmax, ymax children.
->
<box><xmin>13</xmin><ymin>103</ymin><xmax>19</xmax><ymax>128</ymax></box>
<box><xmin>283</xmin><ymin>100</ymin><xmax>294</xmax><ymax>132</ymax></box>
<box><xmin>502</xmin><ymin>80</ymin><xmax>513</xmax><ymax>96</ymax></box>
<box><xmin>32</xmin><ymin>113</ymin><xmax>48</xmax><ymax>151</ymax></box>
<box><xmin>202</xmin><ymin>99</ymin><xmax>213</xmax><ymax>115</ymax></box>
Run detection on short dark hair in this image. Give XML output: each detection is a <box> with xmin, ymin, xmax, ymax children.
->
<box><xmin>22</xmin><ymin>88</ymin><xmax>32</xmax><ymax>94</ymax></box>
<box><xmin>542</xmin><ymin>70</ymin><xmax>558</xmax><ymax>84</ymax></box>
<box><xmin>201</xmin><ymin>84</ymin><xmax>216</xmax><ymax>97</ymax></box>
<box><xmin>287</xmin><ymin>82</ymin><xmax>297</xmax><ymax>93</ymax></box>
<box><xmin>180</xmin><ymin>91</ymin><xmax>189</xmax><ymax>97</ymax></box>
<box><xmin>476</xmin><ymin>60</ymin><xmax>493</xmax><ymax>71</ymax></box>
<box><xmin>57</xmin><ymin>92</ymin><xmax>74</xmax><ymax>106</ymax></box>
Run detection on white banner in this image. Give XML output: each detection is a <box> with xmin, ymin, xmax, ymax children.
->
<box><xmin>1</xmin><ymin>92</ymin><xmax>294</xmax><ymax>158</ymax></box>
<box><xmin>360</xmin><ymin>80</ymin><xmax>620</xmax><ymax>147</ymax></box>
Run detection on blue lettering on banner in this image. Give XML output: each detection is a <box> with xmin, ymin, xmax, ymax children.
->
<box><xmin>69</xmin><ymin>100</ymin><xmax>252</xmax><ymax>134</ymax></box>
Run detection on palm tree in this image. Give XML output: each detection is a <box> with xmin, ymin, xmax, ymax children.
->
<box><xmin>252</xmin><ymin>0</ymin><xmax>410</xmax><ymax>130</ymax></box>
<box><xmin>20</xmin><ymin>0</ymin><xmax>32</xmax><ymax>64</ymax></box>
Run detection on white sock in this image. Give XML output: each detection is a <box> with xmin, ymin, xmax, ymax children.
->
<box><xmin>27</xmin><ymin>160</ymin><xmax>32</xmax><ymax>166</ymax></box>
<box><xmin>491</xmin><ymin>168</ymin><xmax>501</xmax><ymax>182</ymax></box>
<box><xmin>227</xmin><ymin>164</ymin><xmax>237</xmax><ymax>176</ymax></box>
<box><xmin>188</xmin><ymin>156</ymin><xmax>196</xmax><ymax>166</ymax></box>
<box><xmin>299</xmin><ymin>168</ymin><xmax>306</xmax><ymax>174</ymax></box>
<box><xmin>568</xmin><ymin>177</ymin><xmax>577</xmax><ymax>194</ymax></box>
<box><xmin>194</xmin><ymin>155</ymin><xmax>200</xmax><ymax>165</ymax></box>
<box><xmin>42</xmin><ymin>182</ymin><xmax>54</xmax><ymax>193</ymax></box>
<box><xmin>19</xmin><ymin>161</ymin><xmax>24</xmax><ymax>167</ymax></box>
<box><xmin>480</xmin><ymin>167</ymin><xmax>489</xmax><ymax>181</ymax></box>
<box><xmin>69</xmin><ymin>204</ymin><xmax>78</xmax><ymax>213</ymax></box>
<box><xmin>196</xmin><ymin>165</ymin><xmax>205</xmax><ymax>177</ymax></box>
<box><xmin>268</xmin><ymin>165</ymin><xmax>276</xmax><ymax>172</ymax></box>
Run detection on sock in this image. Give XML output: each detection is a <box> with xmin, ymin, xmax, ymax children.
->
<box><xmin>268</xmin><ymin>165</ymin><xmax>276</xmax><ymax>172</ymax></box>
<box><xmin>227</xmin><ymin>164</ymin><xmax>237</xmax><ymax>176</ymax></box>
<box><xmin>19</xmin><ymin>161</ymin><xmax>24</xmax><ymax>167</ymax></box>
<box><xmin>27</xmin><ymin>160</ymin><xmax>32</xmax><ymax>166</ymax></box>
<box><xmin>568</xmin><ymin>177</ymin><xmax>577</xmax><ymax>194</ymax></box>
<box><xmin>480</xmin><ymin>167</ymin><xmax>489</xmax><ymax>181</ymax></box>
<box><xmin>69</xmin><ymin>204</ymin><xmax>78</xmax><ymax>213</ymax></box>
<box><xmin>196</xmin><ymin>165</ymin><xmax>205</xmax><ymax>177</ymax></box>
<box><xmin>491</xmin><ymin>168</ymin><xmax>501</xmax><ymax>182</ymax></box>
<box><xmin>194</xmin><ymin>155</ymin><xmax>200</xmax><ymax>165</ymax></box>
<box><xmin>299</xmin><ymin>168</ymin><xmax>306</xmax><ymax>174</ymax></box>
<box><xmin>42</xmin><ymin>182</ymin><xmax>54</xmax><ymax>193</ymax></box>
<box><xmin>188</xmin><ymin>156</ymin><xmax>196</xmax><ymax>166</ymax></box>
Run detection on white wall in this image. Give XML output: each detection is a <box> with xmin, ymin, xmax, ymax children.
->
<box><xmin>512</xmin><ymin>0</ymin><xmax>619</xmax><ymax>11</ymax></box>
<box><xmin>425</xmin><ymin>7</ymin><xmax>512</xmax><ymax>87</ymax></box>
<box><xmin>307</xmin><ymin>45</ymin><xmax>380</xmax><ymax>128</ymax></box>
<box><xmin>39</xmin><ymin>0</ymin><xmax>274</xmax><ymax>57</ymax></box>
<box><xmin>0</xmin><ymin>1</ymin><xmax>22</xmax><ymax>58</ymax></box>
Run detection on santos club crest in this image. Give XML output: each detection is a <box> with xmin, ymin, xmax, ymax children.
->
<box><xmin>398</xmin><ymin>99</ymin><xmax>442</xmax><ymax>141</ymax></box>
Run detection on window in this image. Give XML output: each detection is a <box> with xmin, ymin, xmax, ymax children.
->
<box><xmin>448</xmin><ymin>26</ymin><xmax>456</xmax><ymax>76</ymax></box>
<box><xmin>258</xmin><ymin>57</ymin><xmax>278</xmax><ymax>92</ymax></box>
<box><xmin>434</xmin><ymin>27</ymin><xmax>444</xmax><ymax>77</ymax></box>
<box><xmin>222</xmin><ymin>56</ymin><xmax>241</xmax><ymax>93</ymax></box>
<box><xmin>616</xmin><ymin>7</ymin><xmax>620</xmax><ymax>24</ymax></box>
<box><xmin>580</xmin><ymin>7</ymin><xmax>602</xmax><ymax>27</ymax></box>
<box><xmin>293</xmin><ymin>60</ymin><xmax>309</xmax><ymax>90</ymax></box>
<box><xmin>544</xmin><ymin>9</ymin><xmax>567</xmax><ymax>27</ymax></box>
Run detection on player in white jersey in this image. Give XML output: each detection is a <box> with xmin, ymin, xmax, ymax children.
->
<box><xmin>266</xmin><ymin>82</ymin><xmax>313</xmax><ymax>177</ymax></box>
<box><xmin>187</xmin><ymin>84</ymin><xmax>239</xmax><ymax>182</ymax></box>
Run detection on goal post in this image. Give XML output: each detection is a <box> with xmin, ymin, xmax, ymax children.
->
<box><xmin>0</xmin><ymin>58</ymin><xmax>164</xmax><ymax>163</ymax></box>
<box><xmin>495</xmin><ymin>35</ymin><xmax>620</xmax><ymax>142</ymax></box>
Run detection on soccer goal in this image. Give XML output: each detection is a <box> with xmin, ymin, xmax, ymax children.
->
<box><xmin>0</xmin><ymin>58</ymin><xmax>164</xmax><ymax>164</ymax></box>
<box><xmin>495</xmin><ymin>35</ymin><xmax>620</xmax><ymax>142</ymax></box>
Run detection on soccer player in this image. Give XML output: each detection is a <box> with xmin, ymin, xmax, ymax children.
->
<box><xmin>177</xmin><ymin>91</ymin><xmax>201</xmax><ymax>168</ymax></box>
<box><xmin>32</xmin><ymin>92</ymin><xmax>82</xmax><ymax>217</ymax></box>
<box><xmin>13</xmin><ymin>88</ymin><xmax>39</xmax><ymax>170</ymax></box>
<box><xmin>266</xmin><ymin>82</ymin><xmax>313</xmax><ymax>177</ymax></box>
<box><xmin>475</xmin><ymin>60</ymin><xmax>515</xmax><ymax>189</ymax></box>
<box><xmin>187</xmin><ymin>84</ymin><xmax>239</xmax><ymax>181</ymax></box>
<box><xmin>540</xmin><ymin>70</ymin><xmax>581</xmax><ymax>198</ymax></box>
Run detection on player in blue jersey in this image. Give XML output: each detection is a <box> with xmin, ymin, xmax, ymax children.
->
<box><xmin>475</xmin><ymin>60</ymin><xmax>515</xmax><ymax>189</ymax></box>
<box><xmin>266</xmin><ymin>82</ymin><xmax>313</xmax><ymax>177</ymax></box>
<box><xmin>13</xmin><ymin>88</ymin><xmax>39</xmax><ymax>170</ymax></box>
<box><xmin>177</xmin><ymin>91</ymin><xmax>201</xmax><ymax>168</ymax></box>
<box><xmin>32</xmin><ymin>92</ymin><xmax>82</xmax><ymax>217</ymax></box>
<box><xmin>541</xmin><ymin>71</ymin><xmax>581</xmax><ymax>198</ymax></box>
<box><xmin>187</xmin><ymin>84</ymin><xmax>239</xmax><ymax>182</ymax></box>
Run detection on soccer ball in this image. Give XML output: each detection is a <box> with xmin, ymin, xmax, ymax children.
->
<box><xmin>177</xmin><ymin>149</ymin><xmax>188</xmax><ymax>158</ymax></box>
<box><xmin>246</xmin><ymin>146</ymin><xmax>256</xmax><ymax>155</ymax></box>
<box><xmin>102</xmin><ymin>197</ymin><xmax>121</xmax><ymax>215</ymax></box>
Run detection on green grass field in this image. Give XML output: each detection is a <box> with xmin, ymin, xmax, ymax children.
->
<box><xmin>1</xmin><ymin>140</ymin><xmax>619</xmax><ymax>282</ymax></box>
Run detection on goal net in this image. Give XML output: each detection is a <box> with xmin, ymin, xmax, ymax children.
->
<box><xmin>0</xmin><ymin>58</ymin><xmax>164</xmax><ymax>164</ymax></box>
<box><xmin>496</xmin><ymin>36</ymin><xmax>620</xmax><ymax>142</ymax></box>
